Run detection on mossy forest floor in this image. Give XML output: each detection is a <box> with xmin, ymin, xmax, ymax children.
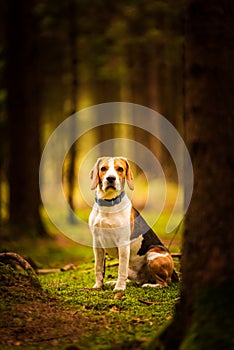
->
<box><xmin>0</xmin><ymin>228</ymin><xmax>181</xmax><ymax>350</ymax></box>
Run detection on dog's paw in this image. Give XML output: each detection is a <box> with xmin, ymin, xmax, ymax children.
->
<box><xmin>114</xmin><ymin>282</ymin><xmax>126</xmax><ymax>291</ymax></box>
<box><xmin>93</xmin><ymin>282</ymin><xmax>103</xmax><ymax>289</ymax></box>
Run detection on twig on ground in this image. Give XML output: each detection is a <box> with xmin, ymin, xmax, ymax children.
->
<box><xmin>138</xmin><ymin>297</ymin><xmax>180</xmax><ymax>305</ymax></box>
<box><xmin>171</xmin><ymin>253</ymin><xmax>182</xmax><ymax>259</ymax></box>
<box><xmin>37</xmin><ymin>268</ymin><xmax>60</xmax><ymax>274</ymax></box>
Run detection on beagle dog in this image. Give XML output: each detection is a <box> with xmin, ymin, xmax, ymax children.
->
<box><xmin>89</xmin><ymin>156</ymin><xmax>177</xmax><ymax>291</ymax></box>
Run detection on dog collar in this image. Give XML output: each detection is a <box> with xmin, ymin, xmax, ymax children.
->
<box><xmin>95</xmin><ymin>191</ymin><xmax>126</xmax><ymax>207</ymax></box>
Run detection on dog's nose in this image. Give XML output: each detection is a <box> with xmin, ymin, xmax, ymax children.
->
<box><xmin>107</xmin><ymin>176</ymin><xmax>116</xmax><ymax>183</ymax></box>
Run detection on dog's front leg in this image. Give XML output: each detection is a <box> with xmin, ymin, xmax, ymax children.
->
<box><xmin>93</xmin><ymin>248</ymin><xmax>105</xmax><ymax>288</ymax></box>
<box><xmin>114</xmin><ymin>245</ymin><xmax>130</xmax><ymax>291</ymax></box>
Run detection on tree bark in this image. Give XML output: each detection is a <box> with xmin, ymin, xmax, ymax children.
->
<box><xmin>67</xmin><ymin>0</ymin><xmax>79</xmax><ymax>224</ymax></box>
<box><xmin>147</xmin><ymin>1</ymin><xmax>234</xmax><ymax>348</ymax></box>
<box><xmin>5</xmin><ymin>0</ymin><xmax>46</xmax><ymax>235</ymax></box>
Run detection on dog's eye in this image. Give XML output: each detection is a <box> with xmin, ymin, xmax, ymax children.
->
<box><xmin>117</xmin><ymin>167</ymin><xmax>124</xmax><ymax>173</ymax></box>
<box><xmin>101</xmin><ymin>166</ymin><xmax>107</xmax><ymax>172</ymax></box>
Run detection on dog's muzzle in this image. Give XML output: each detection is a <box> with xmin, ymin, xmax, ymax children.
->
<box><xmin>103</xmin><ymin>176</ymin><xmax>116</xmax><ymax>190</ymax></box>
<box><xmin>106</xmin><ymin>176</ymin><xmax>116</xmax><ymax>188</ymax></box>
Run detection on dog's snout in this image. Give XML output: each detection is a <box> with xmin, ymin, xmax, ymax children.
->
<box><xmin>107</xmin><ymin>176</ymin><xmax>116</xmax><ymax>183</ymax></box>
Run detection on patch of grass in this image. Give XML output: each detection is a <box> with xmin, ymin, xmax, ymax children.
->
<box><xmin>0</xmin><ymin>241</ymin><xmax>180</xmax><ymax>349</ymax></box>
<box><xmin>1</xmin><ymin>207</ymin><xmax>182</xmax><ymax>349</ymax></box>
<box><xmin>40</xmin><ymin>261</ymin><xmax>180</xmax><ymax>349</ymax></box>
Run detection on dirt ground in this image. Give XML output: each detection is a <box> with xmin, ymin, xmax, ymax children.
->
<box><xmin>0</xmin><ymin>265</ymin><xmax>96</xmax><ymax>349</ymax></box>
<box><xmin>0</xmin><ymin>264</ymin><xmax>144</xmax><ymax>350</ymax></box>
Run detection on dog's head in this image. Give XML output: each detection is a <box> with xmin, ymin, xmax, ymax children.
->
<box><xmin>90</xmin><ymin>157</ymin><xmax>134</xmax><ymax>195</ymax></box>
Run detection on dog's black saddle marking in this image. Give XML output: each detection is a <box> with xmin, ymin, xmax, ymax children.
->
<box><xmin>131</xmin><ymin>208</ymin><xmax>168</xmax><ymax>256</ymax></box>
<box><xmin>131</xmin><ymin>208</ymin><xmax>179</xmax><ymax>282</ymax></box>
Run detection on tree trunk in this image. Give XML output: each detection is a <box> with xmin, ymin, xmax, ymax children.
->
<box><xmin>5</xmin><ymin>0</ymin><xmax>46</xmax><ymax>236</ymax></box>
<box><xmin>66</xmin><ymin>0</ymin><xmax>79</xmax><ymax>224</ymax></box>
<box><xmin>147</xmin><ymin>1</ymin><xmax>234</xmax><ymax>348</ymax></box>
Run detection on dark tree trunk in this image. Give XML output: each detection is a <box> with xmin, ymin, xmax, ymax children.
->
<box><xmin>147</xmin><ymin>1</ymin><xmax>234</xmax><ymax>349</ymax></box>
<box><xmin>182</xmin><ymin>0</ymin><xmax>234</xmax><ymax>303</ymax></box>
<box><xmin>67</xmin><ymin>0</ymin><xmax>79</xmax><ymax>224</ymax></box>
<box><xmin>5</xmin><ymin>0</ymin><xmax>46</xmax><ymax>235</ymax></box>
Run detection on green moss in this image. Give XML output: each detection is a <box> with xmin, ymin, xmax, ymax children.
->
<box><xmin>40</xmin><ymin>263</ymin><xmax>180</xmax><ymax>349</ymax></box>
<box><xmin>181</xmin><ymin>282</ymin><xmax>234</xmax><ymax>350</ymax></box>
<box><xmin>0</xmin><ymin>210</ymin><xmax>182</xmax><ymax>349</ymax></box>
<box><xmin>143</xmin><ymin>282</ymin><xmax>234</xmax><ymax>350</ymax></box>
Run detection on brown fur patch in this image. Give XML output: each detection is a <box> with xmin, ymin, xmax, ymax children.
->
<box><xmin>147</xmin><ymin>247</ymin><xmax>174</xmax><ymax>286</ymax></box>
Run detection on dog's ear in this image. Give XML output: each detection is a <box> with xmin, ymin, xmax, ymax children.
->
<box><xmin>123</xmin><ymin>158</ymin><xmax>134</xmax><ymax>190</ymax></box>
<box><xmin>90</xmin><ymin>158</ymin><xmax>102</xmax><ymax>190</ymax></box>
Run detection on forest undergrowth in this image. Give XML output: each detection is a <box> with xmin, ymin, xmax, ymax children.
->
<box><xmin>0</xmin><ymin>247</ymin><xmax>180</xmax><ymax>350</ymax></box>
<box><xmin>0</xmin><ymin>215</ymin><xmax>181</xmax><ymax>349</ymax></box>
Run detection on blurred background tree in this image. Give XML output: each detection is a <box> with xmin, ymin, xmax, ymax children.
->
<box><xmin>5</xmin><ymin>0</ymin><xmax>44</xmax><ymax>235</ymax></box>
<box><xmin>0</xmin><ymin>0</ymin><xmax>185</xmax><ymax>237</ymax></box>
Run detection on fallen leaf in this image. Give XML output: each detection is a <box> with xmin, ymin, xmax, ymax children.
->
<box><xmin>114</xmin><ymin>292</ymin><xmax>125</xmax><ymax>300</ymax></box>
<box><xmin>166</xmin><ymin>316</ymin><xmax>172</xmax><ymax>320</ymax></box>
<box><xmin>110</xmin><ymin>306</ymin><xmax>120</xmax><ymax>312</ymax></box>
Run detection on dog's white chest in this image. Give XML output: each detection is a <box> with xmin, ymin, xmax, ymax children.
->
<box><xmin>89</xmin><ymin>196</ymin><xmax>132</xmax><ymax>248</ymax></box>
<box><xmin>91</xmin><ymin>210</ymin><xmax>129</xmax><ymax>229</ymax></box>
